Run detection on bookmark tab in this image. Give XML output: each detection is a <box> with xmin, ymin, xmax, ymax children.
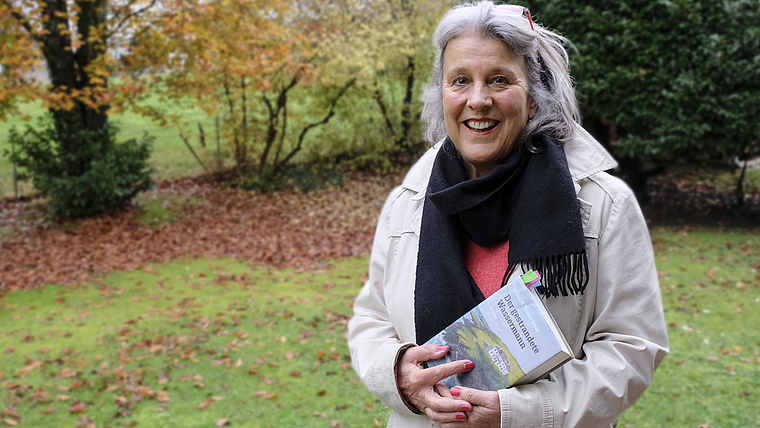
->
<box><xmin>521</xmin><ymin>270</ymin><xmax>542</xmax><ymax>289</ymax></box>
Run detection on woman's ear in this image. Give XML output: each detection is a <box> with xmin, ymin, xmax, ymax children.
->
<box><xmin>529</xmin><ymin>98</ymin><xmax>538</xmax><ymax>118</ymax></box>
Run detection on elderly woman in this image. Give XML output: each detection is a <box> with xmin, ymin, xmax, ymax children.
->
<box><xmin>348</xmin><ymin>2</ymin><xmax>669</xmax><ymax>427</ymax></box>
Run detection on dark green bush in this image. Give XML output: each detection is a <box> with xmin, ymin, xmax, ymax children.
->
<box><xmin>8</xmin><ymin>115</ymin><xmax>154</xmax><ymax>218</ymax></box>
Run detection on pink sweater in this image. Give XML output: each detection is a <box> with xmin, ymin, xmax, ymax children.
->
<box><xmin>462</xmin><ymin>236</ymin><xmax>510</xmax><ymax>299</ymax></box>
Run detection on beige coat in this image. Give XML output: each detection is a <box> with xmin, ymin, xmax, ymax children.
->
<box><xmin>347</xmin><ymin>127</ymin><xmax>669</xmax><ymax>428</ymax></box>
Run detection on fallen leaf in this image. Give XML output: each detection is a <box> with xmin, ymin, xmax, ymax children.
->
<box><xmin>75</xmin><ymin>414</ymin><xmax>95</xmax><ymax>428</ymax></box>
<box><xmin>197</xmin><ymin>399</ymin><xmax>216</xmax><ymax>410</ymax></box>
<box><xmin>59</xmin><ymin>367</ymin><xmax>77</xmax><ymax>378</ymax></box>
<box><xmin>215</xmin><ymin>419</ymin><xmax>231</xmax><ymax>426</ymax></box>
<box><xmin>253</xmin><ymin>391</ymin><xmax>278</xmax><ymax>399</ymax></box>
<box><xmin>68</xmin><ymin>400</ymin><xmax>86</xmax><ymax>413</ymax></box>
<box><xmin>1</xmin><ymin>406</ymin><xmax>18</xmax><ymax>418</ymax></box>
<box><xmin>16</xmin><ymin>360</ymin><xmax>43</xmax><ymax>378</ymax></box>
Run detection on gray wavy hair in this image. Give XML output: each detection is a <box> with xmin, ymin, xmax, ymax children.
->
<box><xmin>421</xmin><ymin>1</ymin><xmax>579</xmax><ymax>149</ymax></box>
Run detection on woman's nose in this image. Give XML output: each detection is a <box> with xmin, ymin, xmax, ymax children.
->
<box><xmin>467</xmin><ymin>83</ymin><xmax>492</xmax><ymax>110</ymax></box>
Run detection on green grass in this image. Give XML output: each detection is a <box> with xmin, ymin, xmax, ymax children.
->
<box><xmin>132</xmin><ymin>193</ymin><xmax>206</xmax><ymax>229</ymax></box>
<box><xmin>618</xmin><ymin>229</ymin><xmax>760</xmax><ymax>428</ymax></box>
<box><xmin>1</xmin><ymin>229</ymin><xmax>759</xmax><ymax>427</ymax></box>
<box><xmin>0</xmin><ymin>257</ymin><xmax>390</xmax><ymax>427</ymax></box>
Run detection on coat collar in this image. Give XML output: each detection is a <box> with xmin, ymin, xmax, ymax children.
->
<box><xmin>401</xmin><ymin>124</ymin><xmax>617</xmax><ymax>195</ymax></box>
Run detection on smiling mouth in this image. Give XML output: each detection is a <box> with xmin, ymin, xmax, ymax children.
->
<box><xmin>465</xmin><ymin>120</ymin><xmax>499</xmax><ymax>132</ymax></box>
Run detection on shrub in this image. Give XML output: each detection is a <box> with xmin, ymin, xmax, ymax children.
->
<box><xmin>7</xmin><ymin>115</ymin><xmax>154</xmax><ymax>218</ymax></box>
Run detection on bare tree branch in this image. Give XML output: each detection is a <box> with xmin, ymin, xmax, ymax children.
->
<box><xmin>179</xmin><ymin>132</ymin><xmax>210</xmax><ymax>173</ymax></box>
<box><xmin>276</xmin><ymin>78</ymin><xmax>356</xmax><ymax>173</ymax></box>
<box><xmin>373</xmin><ymin>88</ymin><xmax>396</xmax><ymax>137</ymax></box>
<box><xmin>258</xmin><ymin>70</ymin><xmax>302</xmax><ymax>177</ymax></box>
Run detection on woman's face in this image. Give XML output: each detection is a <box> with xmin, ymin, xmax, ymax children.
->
<box><xmin>442</xmin><ymin>34</ymin><xmax>536</xmax><ymax>179</ymax></box>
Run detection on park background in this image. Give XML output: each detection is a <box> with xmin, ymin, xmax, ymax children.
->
<box><xmin>1</xmin><ymin>0</ymin><xmax>759</xmax><ymax>427</ymax></box>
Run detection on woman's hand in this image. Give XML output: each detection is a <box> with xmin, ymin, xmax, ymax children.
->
<box><xmin>438</xmin><ymin>386</ymin><xmax>500</xmax><ymax>428</ymax></box>
<box><xmin>396</xmin><ymin>344</ymin><xmax>481</xmax><ymax>425</ymax></box>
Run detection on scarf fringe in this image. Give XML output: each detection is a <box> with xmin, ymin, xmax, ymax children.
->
<box><xmin>515</xmin><ymin>252</ymin><xmax>589</xmax><ymax>298</ymax></box>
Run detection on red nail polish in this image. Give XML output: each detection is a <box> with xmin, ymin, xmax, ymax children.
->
<box><xmin>450</xmin><ymin>386</ymin><xmax>461</xmax><ymax>396</ymax></box>
<box><xmin>460</xmin><ymin>404</ymin><xmax>471</xmax><ymax>412</ymax></box>
<box><xmin>464</xmin><ymin>361</ymin><xmax>475</xmax><ymax>370</ymax></box>
<box><xmin>437</xmin><ymin>345</ymin><xmax>448</xmax><ymax>352</ymax></box>
<box><xmin>456</xmin><ymin>414</ymin><xmax>466</xmax><ymax>420</ymax></box>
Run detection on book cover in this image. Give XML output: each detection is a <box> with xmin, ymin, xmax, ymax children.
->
<box><xmin>424</xmin><ymin>271</ymin><xmax>573</xmax><ymax>391</ymax></box>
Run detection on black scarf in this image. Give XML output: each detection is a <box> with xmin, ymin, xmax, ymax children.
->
<box><xmin>414</xmin><ymin>136</ymin><xmax>589</xmax><ymax>345</ymax></box>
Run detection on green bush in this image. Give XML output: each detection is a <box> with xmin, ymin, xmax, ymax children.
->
<box><xmin>7</xmin><ymin>115</ymin><xmax>154</xmax><ymax>218</ymax></box>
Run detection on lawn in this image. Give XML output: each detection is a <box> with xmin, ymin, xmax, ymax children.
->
<box><xmin>0</xmin><ymin>256</ymin><xmax>390</xmax><ymax>428</ymax></box>
<box><xmin>619</xmin><ymin>228</ymin><xmax>760</xmax><ymax>428</ymax></box>
<box><xmin>1</xmin><ymin>228</ymin><xmax>759</xmax><ymax>427</ymax></box>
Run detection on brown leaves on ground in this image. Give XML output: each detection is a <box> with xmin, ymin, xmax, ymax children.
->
<box><xmin>0</xmin><ymin>172</ymin><xmax>403</xmax><ymax>293</ymax></box>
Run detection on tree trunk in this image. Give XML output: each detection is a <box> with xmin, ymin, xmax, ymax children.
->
<box><xmin>735</xmin><ymin>157</ymin><xmax>747</xmax><ymax>207</ymax></box>
<box><xmin>397</xmin><ymin>56</ymin><xmax>415</xmax><ymax>153</ymax></box>
<box><xmin>39</xmin><ymin>0</ymin><xmax>109</xmax><ymax>160</ymax></box>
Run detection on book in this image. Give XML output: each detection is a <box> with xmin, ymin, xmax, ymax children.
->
<box><xmin>424</xmin><ymin>270</ymin><xmax>573</xmax><ymax>391</ymax></box>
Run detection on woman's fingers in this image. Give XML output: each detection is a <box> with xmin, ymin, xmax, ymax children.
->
<box><xmin>435</xmin><ymin>382</ymin><xmax>452</xmax><ymax>398</ymax></box>
<box><xmin>396</xmin><ymin>344</ymin><xmax>475</xmax><ymax>419</ymax></box>
<box><xmin>454</xmin><ymin>386</ymin><xmax>499</xmax><ymax>408</ymax></box>
<box><xmin>424</xmin><ymin>407</ymin><xmax>469</xmax><ymax>423</ymax></box>
<box><xmin>401</xmin><ymin>344</ymin><xmax>475</xmax><ymax>384</ymax></box>
<box><xmin>438</xmin><ymin>387</ymin><xmax>501</xmax><ymax>428</ymax></box>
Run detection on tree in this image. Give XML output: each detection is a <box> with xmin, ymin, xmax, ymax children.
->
<box><xmin>527</xmin><ymin>0</ymin><xmax>760</xmax><ymax>202</ymax></box>
<box><xmin>324</xmin><ymin>0</ymin><xmax>455</xmax><ymax>164</ymax></box>
<box><xmin>121</xmin><ymin>0</ymin><xmax>361</xmax><ymax>186</ymax></box>
<box><xmin>0</xmin><ymin>0</ymin><xmax>161</xmax><ymax>137</ymax></box>
<box><xmin>1</xmin><ymin>0</ymin><xmax>160</xmax><ymax>216</ymax></box>
<box><xmin>123</xmin><ymin>0</ymin><xmax>456</xmax><ymax>182</ymax></box>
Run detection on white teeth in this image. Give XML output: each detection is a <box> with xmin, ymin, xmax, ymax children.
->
<box><xmin>466</xmin><ymin>120</ymin><xmax>495</xmax><ymax>130</ymax></box>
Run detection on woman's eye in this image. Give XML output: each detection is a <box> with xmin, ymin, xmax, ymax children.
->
<box><xmin>492</xmin><ymin>76</ymin><xmax>508</xmax><ymax>85</ymax></box>
<box><xmin>453</xmin><ymin>77</ymin><xmax>469</xmax><ymax>85</ymax></box>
